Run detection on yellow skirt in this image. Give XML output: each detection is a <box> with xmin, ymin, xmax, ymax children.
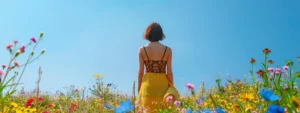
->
<box><xmin>137</xmin><ymin>73</ymin><xmax>180</xmax><ymax>113</ymax></box>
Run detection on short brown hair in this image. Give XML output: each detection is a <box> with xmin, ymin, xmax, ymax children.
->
<box><xmin>144</xmin><ymin>22</ymin><xmax>165</xmax><ymax>42</ymax></box>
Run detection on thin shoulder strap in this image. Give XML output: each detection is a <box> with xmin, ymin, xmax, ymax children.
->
<box><xmin>143</xmin><ymin>46</ymin><xmax>149</xmax><ymax>60</ymax></box>
<box><xmin>161</xmin><ymin>46</ymin><xmax>168</xmax><ymax>60</ymax></box>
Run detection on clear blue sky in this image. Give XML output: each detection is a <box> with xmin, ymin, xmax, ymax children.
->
<box><xmin>0</xmin><ymin>0</ymin><xmax>299</xmax><ymax>96</ymax></box>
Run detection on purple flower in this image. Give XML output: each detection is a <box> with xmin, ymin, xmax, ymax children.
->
<box><xmin>13</xmin><ymin>40</ymin><xmax>18</xmax><ymax>44</ymax></box>
<box><xmin>185</xmin><ymin>83</ymin><xmax>194</xmax><ymax>90</ymax></box>
<box><xmin>283</xmin><ymin>66</ymin><xmax>288</xmax><ymax>71</ymax></box>
<box><xmin>174</xmin><ymin>101</ymin><xmax>181</xmax><ymax>106</ymax></box>
<box><xmin>274</xmin><ymin>68</ymin><xmax>282</xmax><ymax>75</ymax></box>
<box><xmin>268</xmin><ymin>68</ymin><xmax>274</xmax><ymax>72</ymax></box>
<box><xmin>30</xmin><ymin>37</ymin><xmax>36</xmax><ymax>43</ymax></box>
<box><xmin>294</xmin><ymin>86</ymin><xmax>298</xmax><ymax>90</ymax></box>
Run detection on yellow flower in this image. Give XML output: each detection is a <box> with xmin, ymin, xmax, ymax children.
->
<box><xmin>239</xmin><ymin>93</ymin><xmax>254</xmax><ymax>102</ymax></box>
<box><xmin>245</xmin><ymin>104</ymin><xmax>255</xmax><ymax>111</ymax></box>
<box><xmin>93</xmin><ymin>74</ymin><xmax>104</xmax><ymax>79</ymax></box>
<box><xmin>10</xmin><ymin>102</ymin><xmax>18</xmax><ymax>108</ymax></box>
<box><xmin>93</xmin><ymin>74</ymin><xmax>100</xmax><ymax>79</ymax></box>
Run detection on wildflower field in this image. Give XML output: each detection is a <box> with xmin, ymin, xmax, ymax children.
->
<box><xmin>0</xmin><ymin>33</ymin><xmax>300</xmax><ymax>113</ymax></box>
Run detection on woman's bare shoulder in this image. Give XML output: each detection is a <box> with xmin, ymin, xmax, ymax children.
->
<box><xmin>166</xmin><ymin>46</ymin><xmax>172</xmax><ymax>53</ymax></box>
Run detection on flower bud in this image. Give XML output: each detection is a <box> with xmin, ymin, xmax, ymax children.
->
<box><xmin>31</xmin><ymin>50</ymin><xmax>34</xmax><ymax>56</ymax></box>
<box><xmin>40</xmin><ymin>32</ymin><xmax>44</xmax><ymax>37</ymax></box>
<box><xmin>41</xmin><ymin>49</ymin><xmax>45</xmax><ymax>54</ymax></box>
<box><xmin>15</xmin><ymin>50</ymin><xmax>20</xmax><ymax>57</ymax></box>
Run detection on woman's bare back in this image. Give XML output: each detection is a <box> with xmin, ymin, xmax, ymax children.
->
<box><xmin>141</xmin><ymin>42</ymin><xmax>171</xmax><ymax>62</ymax></box>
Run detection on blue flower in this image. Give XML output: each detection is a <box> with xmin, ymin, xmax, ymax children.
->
<box><xmin>113</xmin><ymin>99</ymin><xmax>134</xmax><ymax>113</ymax></box>
<box><xmin>104</xmin><ymin>104</ymin><xmax>111</xmax><ymax>109</ymax></box>
<box><xmin>266</xmin><ymin>104</ymin><xmax>284</xmax><ymax>113</ymax></box>
<box><xmin>259</xmin><ymin>88</ymin><xmax>280</xmax><ymax>101</ymax></box>
<box><xmin>187</xmin><ymin>108</ymin><xmax>192</xmax><ymax>113</ymax></box>
<box><xmin>215</xmin><ymin>107</ymin><xmax>225</xmax><ymax>113</ymax></box>
<box><xmin>202</xmin><ymin>108</ymin><xmax>212</xmax><ymax>113</ymax></box>
<box><xmin>196</xmin><ymin>100</ymin><xmax>200</xmax><ymax>104</ymax></box>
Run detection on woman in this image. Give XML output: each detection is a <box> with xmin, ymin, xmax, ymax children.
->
<box><xmin>137</xmin><ymin>22</ymin><xmax>180</xmax><ymax>112</ymax></box>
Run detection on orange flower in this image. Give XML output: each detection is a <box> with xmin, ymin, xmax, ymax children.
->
<box><xmin>249</xmin><ymin>58</ymin><xmax>256</xmax><ymax>63</ymax></box>
<box><xmin>232</xmin><ymin>104</ymin><xmax>241</xmax><ymax>111</ymax></box>
<box><xmin>263</xmin><ymin>48</ymin><xmax>271</xmax><ymax>54</ymax></box>
<box><xmin>292</xmin><ymin>97</ymin><xmax>300</xmax><ymax>108</ymax></box>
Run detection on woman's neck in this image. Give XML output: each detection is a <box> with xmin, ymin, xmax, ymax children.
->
<box><xmin>150</xmin><ymin>41</ymin><xmax>160</xmax><ymax>44</ymax></box>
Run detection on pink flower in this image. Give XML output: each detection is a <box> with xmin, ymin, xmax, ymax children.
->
<box><xmin>0</xmin><ymin>70</ymin><xmax>5</xmax><ymax>78</ymax></box>
<box><xmin>181</xmin><ymin>108</ymin><xmax>187</xmax><ymax>113</ymax></box>
<box><xmin>5</xmin><ymin>44</ymin><xmax>13</xmax><ymax>49</ymax></box>
<box><xmin>283</xmin><ymin>66</ymin><xmax>289</xmax><ymax>71</ymax></box>
<box><xmin>267</xmin><ymin>68</ymin><xmax>274</xmax><ymax>72</ymax></box>
<box><xmin>13</xmin><ymin>40</ymin><xmax>18</xmax><ymax>44</ymax></box>
<box><xmin>174</xmin><ymin>100</ymin><xmax>181</xmax><ymax>106</ymax></box>
<box><xmin>8</xmin><ymin>66</ymin><xmax>13</xmax><ymax>70</ymax></box>
<box><xmin>14</xmin><ymin>61</ymin><xmax>20</xmax><ymax>67</ymax></box>
<box><xmin>143</xmin><ymin>109</ymin><xmax>148</xmax><ymax>113</ymax></box>
<box><xmin>185</xmin><ymin>83</ymin><xmax>194</xmax><ymax>90</ymax></box>
<box><xmin>20</xmin><ymin>44</ymin><xmax>25</xmax><ymax>53</ymax></box>
<box><xmin>2</xmin><ymin>64</ymin><xmax>6</xmax><ymax>69</ymax></box>
<box><xmin>30</xmin><ymin>37</ymin><xmax>36</xmax><ymax>43</ymax></box>
<box><xmin>274</xmin><ymin>68</ymin><xmax>282</xmax><ymax>75</ymax></box>
<box><xmin>166</xmin><ymin>95</ymin><xmax>173</xmax><ymax>102</ymax></box>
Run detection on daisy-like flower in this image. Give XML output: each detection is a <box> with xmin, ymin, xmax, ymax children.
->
<box><xmin>10</xmin><ymin>102</ymin><xmax>18</xmax><ymax>108</ymax></box>
<box><xmin>263</xmin><ymin>48</ymin><xmax>271</xmax><ymax>54</ymax></box>
<box><xmin>249</xmin><ymin>58</ymin><xmax>256</xmax><ymax>63</ymax></box>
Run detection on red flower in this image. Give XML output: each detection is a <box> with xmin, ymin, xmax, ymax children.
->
<box><xmin>257</xmin><ymin>70</ymin><xmax>265</xmax><ymax>78</ymax></box>
<box><xmin>263</xmin><ymin>48</ymin><xmax>271</xmax><ymax>54</ymax></box>
<box><xmin>38</xmin><ymin>97</ymin><xmax>43</xmax><ymax>101</ymax></box>
<box><xmin>20</xmin><ymin>44</ymin><xmax>25</xmax><ymax>53</ymax></box>
<box><xmin>48</xmin><ymin>104</ymin><xmax>53</xmax><ymax>107</ymax></box>
<box><xmin>69</xmin><ymin>103</ymin><xmax>79</xmax><ymax>112</ymax></box>
<box><xmin>42</xmin><ymin>111</ymin><xmax>49</xmax><ymax>113</ymax></box>
<box><xmin>26</xmin><ymin>98</ymin><xmax>34</xmax><ymax>107</ymax></box>
<box><xmin>249</xmin><ymin>58</ymin><xmax>256</xmax><ymax>63</ymax></box>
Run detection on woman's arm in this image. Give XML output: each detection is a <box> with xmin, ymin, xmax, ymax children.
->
<box><xmin>138</xmin><ymin>47</ymin><xmax>144</xmax><ymax>93</ymax></box>
<box><xmin>167</xmin><ymin>48</ymin><xmax>174</xmax><ymax>85</ymax></box>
